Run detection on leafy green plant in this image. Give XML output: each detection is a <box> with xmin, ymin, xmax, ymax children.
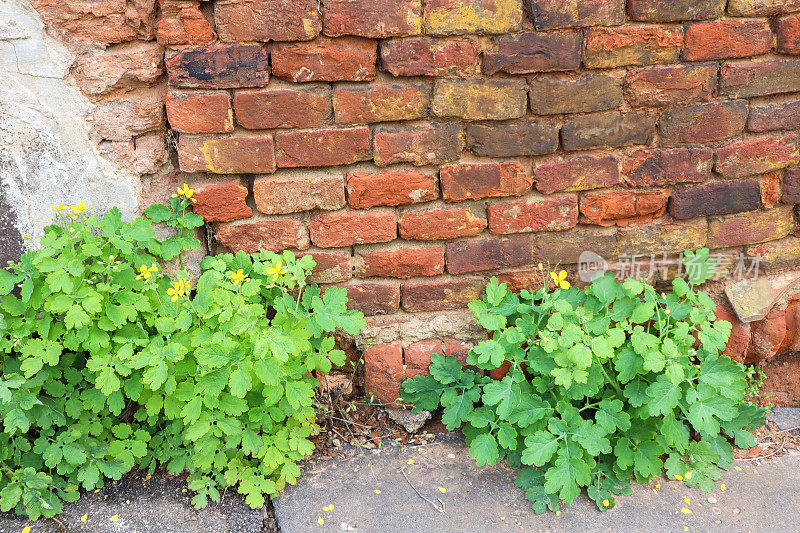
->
<box><xmin>0</xmin><ymin>189</ymin><xmax>364</xmax><ymax>519</ymax></box>
<box><xmin>744</xmin><ymin>365</ymin><xmax>771</xmax><ymax>407</ymax></box>
<box><xmin>402</xmin><ymin>250</ymin><xmax>765</xmax><ymax>513</ymax></box>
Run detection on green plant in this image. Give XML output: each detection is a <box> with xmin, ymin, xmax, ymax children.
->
<box><xmin>744</xmin><ymin>365</ymin><xmax>771</xmax><ymax>407</ymax></box>
<box><xmin>0</xmin><ymin>190</ymin><xmax>364</xmax><ymax>519</ymax></box>
<box><xmin>402</xmin><ymin>250</ymin><xmax>765</xmax><ymax>513</ymax></box>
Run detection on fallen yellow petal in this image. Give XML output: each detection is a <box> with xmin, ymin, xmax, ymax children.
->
<box><xmin>318</xmin><ymin>517</ymin><xmax>324</xmax><ymax>525</ymax></box>
<box><xmin>438</xmin><ymin>487</ymin><xmax>447</xmax><ymax>493</ymax></box>
<box><xmin>322</xmin><ymin>504</ymin><xmax>334</xmax><ymax>512</ymax></box>
<box><xmin>720</xmin><ymin>483</ymin><xmax>726</xmax><ymax>492</ymax></box>
<box><xmin>500</xmin><ymin>517</ymin><xmax>506</xmax><ymax>521</ymax></box>
<box><xmin>684</xmin><ymin>471</ymin><xmax>693</xmax><ymax>481</ymax></box>
<box><xmin>408</xmin><ymin>459</ymin><xmax>414</xmax><ymax>465</ymax></box>
<box><xmin>110</xmin><ymin>515</ymin><xmax>119</xmax><ymax>521</ymax></box>
<box><xmin>681</xmin><ymin>508</ymin><xmax>692</xmax><ymax>514</ymax></box>
<box><xmin>655</xmin><ymin>483</ymin><xmax>661</xmax><ymax>489</ymax></box>
<box><xmin>674</xmin><ymin>474</ymin><xmax>684</xmax><ymax>481</ymax></box>
<box><xmin>684</xmin><ymin>497</ymin><xmax>691</xmax><ymax>505</ymax></box>
<box><xmin>374</xmin><ymin>489</ymin><xmax>381</xmax><ymax>494</ymax></box>
<box><xmin>22</xmin><ymin>527</ymin><xmax>31</xmax><ymax>533</ymax></box>
<box><xmin>81</xmin><ymin>514</ymin><xmax>88</xmax><ymax>522</ymax></box>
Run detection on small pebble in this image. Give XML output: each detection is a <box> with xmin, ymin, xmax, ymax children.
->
<box><xmin>447</xmin><ymin>453</ymin><xmax>456</xmax><ymax>459</ymax></box>
<box><xmin>708</xmin><ymin>497</ymin><xmax>717</xmax><ymax>504</ymax></box>
<box><xmin>732</xmin><ymin>508</ymin><xmax>741</xmax><ymax>515</ymax></box>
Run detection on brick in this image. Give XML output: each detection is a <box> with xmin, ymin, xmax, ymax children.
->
<box><xmin>727</xmin><ymin>0</ymin><xmax>800</xmax><ymax>16</ymax></box>
<box><xmin>777</xmin><ymin>13</ymin><xmax>800</xmax><ymax>54</ymax></box>
<box><xmin>423</xmin><ymin>0</ymin><xmax>524</xmax><ymax>35</ymax></box>
<box><xmin>628</xmin><ymin>0</ymin><xmax>726</xmax><ymax>21</ymax></box>
<box><xmin>708</xmin><ymin>205</ymin><xmax>795</xmax><ymax>248</ymax></box>
<box><xmin>157</xmin><ymin>0</ymin><xmax>216</xmax><ymax>46</ymax></box>
<box><xmin>347</xmin><ymin>169</ymin><xmax>437</xmax><ymax>209</ymax></box>
<box><xmin>720</xmin><ymin>58</ymin><xmax>800</xmax><ymax>98</ymax></box>
<box><xmin>404</xmin><ymin>339</ymin><xmax>442</xmax><ymax>378</ymax></box>
<box><xmin>618</xmin><ymin>219</ymin><xmax>708</xmax><ymax>255</ymax></box>
<box><xmin>623</xmin><ymin>148</ymin><xmax>713</xmax><ymax>187</ymax></box>
<box><xmin>761</xmin><ymin>352</ymin><xmax>800</xmax><ymax>404</ymax></box>
<box><xmin>300</xmin><ymin>251</ymin><xmax>353</xmax><ymax>284</ymax></box>
<box><xmin>528</xmin><ymin>72</ymin><xmax>622</xmax><ymax>115</ymax></box>
<box><xmin>762</xmin><ymin>172</ymin><xmax>783</xmax><ymax>208</ymax></box>
<box><xmin>91</xmin><ymin>88</ymin><xmax>165</xmax><ymax>141</ymax></box>
<box><xmin>488</xmin><ymin>194</ymin><xmax>578</xmax><ymax>234</ymax></box>
<box><xmin>380</xmin><ymin>37</ymin><xmax>480</xmax><ymax>77</ymax></box>
<box><xmin>684</xmin><ymin>19</ymin><xmax>772</xmax><ymax>62</ymax></box>
<box><xmin>398</xmin><ymin>205</ymin><xmax>487</xmax><ymax>241</ymax></box>
<box><xmin>534</xmin><ymin>153</ymin><xmax>620</xmax><ymax>194</ymax></box>
<box><xmin>580</xmin><ymin>190</ymin><xmax>668</xmax><ymax>226</ymax></box>
<box><xmin>364</xmin><ymin>341</ymin><xmax>404</xmax><ymax>404</ymax></box>
<box><xmin>192</xmin><ymin>179</ymin><xmax>252</xmax><ymax>223</ymax></box>
<box><xmin>748</xmin><ymin>96</ymin><xmax>800</xmax><ymax>132</ymax></box>
<box><xmin>31</xmin><ymin>0</ymin><xmax>156</xmax><ymax>44</ymax></box>
<box><xmin>271</xmin><ymin>37</ymin><xmax>377</xmax><ymax>82</ymax></box>
<box><xmin>274</xmin><ymin>127</ymin><xmax>371</xmax><ymax>168</ymax></box>
<box><xmin>746</xmin><ymin>237</ymin><xmax>800</xmax><ymax>265</ymax></box>
<box><xmin>561</xmin><ymin>111</ymin><xmax>655</xmax><ymax>151</ymax></box>
<box><xmin>669</xmin><ymin>180</ymin><xmax>762</xmax><ymax>220</ymax></box>
<box><xmin>354</xmin><ymin>245</ymin><xmax>445</xmax><ymax>278</ymax></box>
<box><xmin>746</xmin><ymin>309</ymin><xmax>787</xmax><ymax>363</ymax></box>
<box><xmin>234</xmin><ymin>86</ymin><xmax>331</xmax><ymax>130</ymax></box>
<box><xmin>166</xmin><ymin>90</ymin><xmax>232</xmax><ymax>134</ymax></box>
<box><xmin>532</xmin><ymin>226</ymin><xmax>617</xmax><ymax>264</ymax></box>
<box><xmin>715</xmin><ymin>303</ymin><xmax>751</xmax><ymax>363</ymax></box>
<box><xmin>178</xmin><ymin>133</ymin><xmax>275</xmax><ymax>174</ymax></box>
<box><xmin>214</xmin><ymin>217</ymin><xmax>309</xmax><ymax>253</ymax></box>
<box><xmin>624</xmin><ymin>64</ymin><xmax>718</xmax><ymax>107</ymax></box>
<box><xmin>483</xmin><ymin>31</ymin><xmax>582</xmax><ymax>75</ymax></box>
<box><xmin>310</xmin><ymin>210</ymin><xmax>396</xmax><ymax>248</ymax></box>
<box><xmin>440</xmin><ymin>162</ymin><xmax>531</xmax><ymax>202</ymax></box>
<box><xmin>583</xmin><ymin>26</ymin><xmax>683</xmax><ymax>68</ymax></box>
<box><xmin>333</xmin><ymin>83</ymin><xmax>429</xmax><ymax>124</ymax></box>
<box><xmin>323</xmin><ymin>0</ymin><xmax>422</xmax><ymax>38</ymax></box>
<box><xmin>466</xmin><ymin>118</ymin><xmax>558</xmax><ymax>158</ymax></box>
<box><xmin>71</xmin><ymin>42</ymin><xmax>164</xmax><ymax>96</ymax></box>
<box><xmin>659</xmin><ymin>101</ymin><xmax>748</xmax><ymax>144</ymax></box>
<box><xmin>446</xmin><ymin>235</ymin><xmax>533</xmax><ymax>274</ymax></box>
<box><xmin>214</xmin><ymin>0</ymin><xmax>320</xmax><ymax>42</ymax></box>
<box><xmin>715</xmin><ymin>135</ymin><xmax>800</xmax><ymax>178</ymax></box>
<box><xmin>373</xmin><ymin>123</ymin><xmax>461</xmax><ymax>167</ymax></box>
<box><xmin>783</xmin><ymin>168</ymin><xmax>800</xmax><ymax>203</ymax></box>
<box><xmin>528</xmin><ymin>0</ymin><xmax>624</xmax><ymax>29</ymax></box>
<box><xmin>166</xmin><ymin>44</ymin><xmax>269</xmax><ymax>89</ymax></box>
<box><xmin>253</xmin><ymin>171</ymin><xmax>345</xmax><ymax>215</ymax></box>
<box><xmin>494</xmin><ymin>268</ymin><xmax>548</xmax><ymax>292</ymax></box>
<box><xmin>402</xmin><ymin>278</ymin><xmax>485</xmax><ymax>312</ymax></box>
<box><xmin>432</xmin><ymin>79</ymin><xmax>527</xmax><ymax>120</ymax></box>
<box><xmin>100</xmin><ymin>133</ymin><xmax>167</xmax><ymax>176</ymax></box>
<box><xmin>337</xmin><ymin>282</ymin><xmax>401</xmax><ymax>316</ymax></box>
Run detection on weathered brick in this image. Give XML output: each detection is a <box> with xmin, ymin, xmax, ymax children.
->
<box><xmin>783</xmin><ymin>168</ymin><xmax>800</xmax><ymax>203</ymax></box>
<box><xmin>762</xmin><ymin>172</ymin><xmax>783</xmax><ymax>208</ymax></box>
<box><xmin>684</xmin><ymin>20</ymin><xmax>772</xmax><ymax>62</ymax></box>
<box><xmin>777</xmin><ymin>13</ymin><xmax>800</xmax><ymax>54</ymax></box>
<box><xmin>720</xmin><ymin>58</ymin><xmax>800</xmax><ymax>98</ymax></box>
<box><xmin>214</xmin><ymin>216</ymin><xmax>309</xmax><ymax>253</ymax></box>
<box><xmin>72</xmin><ymin>43</ymin><xmax>164</xmax><ymax>96</ymax></box>
<box><xmin>301</xmin><ymin>250</ymin><xmax>353</xmax><ymax>284</ymax></box>
<box><xmin>253</xmin><ymin>171</ymin><xmax>345</xmax><ymax>215</ymax></box>
<box><xmin>562</xmin><ymin>111</ymin><xmax>655</xmax><ymax>151</ymax></box>
<box><xmin>274</xmin><ymin>127</ymin><xmax>371</xmax><ymax>168</ymax></box>
<box><xmin>528</xmin><ymin>72</ymin><xmax>622</xmax><ymax>115</ymax></box>
<box><xmin>336</xmin><ymin>282</ymin><xmax>401</xmax><ymax>316</ymax></box>
<box><xmin>528</xmin><ymin>0</ymin><xmax>624</xmax><ymax>29</ymax></box>
<box><xmin>333</xmin><ymin>83</ymin><xmax>429</xmax><ymax>124</ymax></box>
<box><xmin>373</xmin><ymin>123</ymin><xmax>461</xmax><ymax>166</ymax></box>
<box><xmin>191</xmin><ymin>179</ymin><xmax>252</xmax><ymax>223</ymax></box>
<box><xmin>432</xmin><ymin>79</ymin><xmax>527</xmax><ymax>120</ymax></box>
<box><xmin>583</xmin><ymin>26</ymin><xmax>683</xmax><ymax>68</ymax></box>
<box><xmin>534</xmin><ymin>153</ymin><xmax>620</xmax><ymax>194</ymax></box>
<box><xmin>91</xmin><ymin>88</ymin><xmax>165</xmax><ymax>141</ymax></box>
<box><xmin>483</xmin><ymin>31</ymin><xmax>582</xmax><ymax>75</ymax></box>
<box><xmin>622</xmin><ymin>148</ymin><xmax>713</xmax><ymax>187</ymax></box>
<box><xmin>669</xmin><ymin>180</ymin><xmax>762</xmax><ymax>220</ymax></box>
<box><xmin>618</xmin><ymin>219</ymin><xmax>707</xmax><ymax>255</ymax></box>
<box><xmin>440</xmin><ymin>162</ymin><xmax>531</xmax><ymax>202</ymax></box>
<box><xmin>532</xmin><ymin>226</ymin><xmax>617</xmax><ymax>264</ymax></box>
<box><xmin>347</xmin><ymin>169</ymin><xmax>437</xmax><ymax>209</ymax></box>
<box><xmin>748</xmin><ymin>95</ymin><xmax>800</xmax><ymax>132</ymax></box>
<box><xmin>272</xmin><ymin>37</ymin><xmax>377</xmax><ymax>82</ymax></box>
<box><xmin>628</xmin><ymin>0</ymin><xmax>726</xmax><ymax>21</ymax></box>
<box><xmin>311</xmin><ymin>210</ymin><xmax>397</xmax><ymax>248</ymax></box>
<box><xmin>746</xmin><ymin>309</ymin><xmax>787</xmax><ymax>363</ymax></box>
<box><xmin>624</xmin><ymin>64</ymin><xmax>717</xmax><ymax>107</ymax></box>
<box><xmin>423</xmin><ymin>0</ymin><xmax>524</xmax><ymax>35</ymax></box>
<box><xmin>380</xmin><ymin>37</ymin><xmax>480</xmax><ymax>77</ymax></box>
<box><xmin>708</xmin><ymin>205</ymin><xmax>795</xmax><ymax>248</ymax></box>
<box><xmin>715</xmin><ymin>303</ymin><xmax>751</xmax><ymax>362</ymax></box>
<box><xmin>488</xmin><ymin>194</ymin><xmax>578</xmax><ymax>234</ymax></box>
<box><xmin>354</xmin><ymin>245</ymin><xmax>445</xmax><ymax>278</ymax></box>
<box><xmin>157</xmin><ymin>0</ymin><xmax>216</xmax><ymax>46</ymax></box>
<box><xmin>364</xmin><ymin>341</ymin><xmax>404</xmax><ymax>404</ymax></box>
<box><xmin>214</xmin><ymin>0</ymin><xmax>320</xmax><ymax>42</ymax></box>
<box><xmin>494</xmin><ymin>267</ymin><xmax>548</xmax><ymax>292</ymax></box>
<box><xmin>166</xmin><ymin>90</ymin><xmax>232</xmax><ymax>134</ymax></box>
<box><xmin>31</xmin><ymin>0</ymin><xmax>157</xmax><ymax>44</ymax></box>
<box><xmin>323</xmin><ymin>0</ymin><xmax>422</xmax><ymax>38</ymax></box>
<box><xmin>715</xmin><ymin>136</ymin><xmax>800</xmax><ymax>178</ymax></box>
<box><xmin>659</xmin><ymin>101</ymin><xmax>748</xmax><ymax>143</ymax></box>
<box><xmin>446</xmin><ymin>235</ymin><xmax>533</xmax><ymax>274</ymax></box>
<box><xmin>404</xmin><ymin>339</ymin><xmax>442</xmax><ymax>378</ymax></box>
<box><xmin>746</xmin><ymin>237</ymin><xmax>800</xmax><ymax>266</ymax></box>
<box><xmin>402</xmin><ymin>278</ymin><xmax>485</xmax><ymax>312</ymax></box>
<box><xmin>234</xmin><ymin>86</ymin><xmax>331</xmax><ymax>130</ymax></box>
<box><xmin>178</xmin><ymin>133</ymin><xmax>275</xmax><ymax>174</ymax></box>
<box><xmin>727</xmin><ymin>0</ymin><xmax>800</xmax><ymax>16</ymax></box>
<box><xmin>466</xmin><ymin>118</ymin><xmax>558</xmax><ymax>158</ymax></box>
<box><xmin>166</xmin><ymin>44</ymin><xmax>269</xmax><ymax>89</ymax></box>
<box><xmin>398</xmin><ymin>205</ymin><xmax>487</xmax><ymax>240</ymax></box>
<box><xmin>580</xmin><ymin>190</ymin><xmax>668</xmax><ymax>226</ymax></box>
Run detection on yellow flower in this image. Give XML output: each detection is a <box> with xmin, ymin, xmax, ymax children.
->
<box><xmin>70</xmin><ymin>201</ymin><xmax>90</xmax><ymax>215</ymax></box>
<box><xmin>684</xmin><ymin>471</ymin><xmax>692</xmax><ymax>481</ymax></box>
<box><xmin>167</xmin><ymin>280</ymin><xmax>189</xmax><ymax>302</ymax></box>
<box><xmin>550</xmin><ymin>270</ymin><xmax>570</xmax><ymax>290</ymax></box>
<box><xmin>136</xmin><ymin>265</ymin><xmax>152</xmax><ymax>280</ymax></box>
<box><xmin>81</xmin><ymin>514</ymin><xmax>88</xmax><ymax>522</ymax></box>
<box><xmin>681</xmin><ymin>508</ymin><xmax>692</xmax><ymax>514</ymax></box>
<box><xmin>177</xmin><ymin>183</ymin><xmax>194</xmax><ymax>199</ymax></box>
<box><xmin>230</xmin><ymin>269</ymin><xmax>246</xmax><ymax>286</ymax></box>
<box><xmin>407</xmin><ymin>459</ymin><xmax>414</xmax><ymax>465</ymax></box>
<box><xmin>52</xmin><ymin>203</ymin><xmax>68</xmax><ymax>211</ymax></box>
<box><xmin>602</xmin><ymin>499</ymin><xmax>610</xmax><ymax>507</ymax></box>
<box><xmin>264</xmin><ymin>261</ymin><xmax>287</xmax><ymax>282</ymax></box>
<box><xmin>674</xmin><ymin>474</ymin><xmax>684</xmax><ymax>481</ymax></box>
<box><xmin>110</xmin><ymin>514</ymin><xmax>119</xmax><ymax>521</ymax></box>
<box><xmin>317</xmin><ymin>517</ymin><xmax>324</xmax><ymax>525</ymax></box>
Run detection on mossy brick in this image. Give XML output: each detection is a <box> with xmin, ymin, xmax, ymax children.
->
<box><xmin>423</xmin><ymin>0</ymin><xmax>524</xmax><ymax>35</ymax></box>
<box><xmin>583</xmin><ymin>26</ymin><xmax>683</xmax><ymax>68</ymax></box>
<box><xmin>432</xmin><ymin>78</ymin><xmax>527</xmax><ymax>120</ymax></box>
